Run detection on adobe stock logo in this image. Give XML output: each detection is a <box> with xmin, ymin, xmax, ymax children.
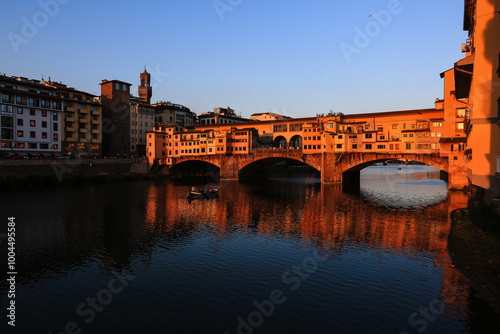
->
<box><xmin>7</xmin><ymin>0</ymin><xmax>71</xmax><ymax>54</ymax></box>
<box><xmin>213</xmin><ymin>0</ymin><xmax>243</xmax><ymax>22</ymax></box>
<box><xmin>339</xmin><ymin>0</ymin><xmax>406</xmax><ymax>64</ymax></box>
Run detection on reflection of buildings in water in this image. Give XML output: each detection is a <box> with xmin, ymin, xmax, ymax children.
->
<box><xmin>142</xmin><ymin>179</ymin><xmax>472</xmax><ymax>318</ymax></box>
<box><xmin>145</xmin><ymin>179</ymin><xmax>468</xmax><ymax>257</ymax></box>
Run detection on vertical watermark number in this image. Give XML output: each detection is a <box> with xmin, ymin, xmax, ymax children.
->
<box><xmin>6</xmin><ymin>217</ymin><xmax>17</xmax><ymax>327</ymax></box>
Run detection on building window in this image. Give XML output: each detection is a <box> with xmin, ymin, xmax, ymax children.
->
<box><xmin>53</xmin><ymin>133</ymin><xmax>58</xmax><ymax>142</ymax></box>
<box><xmin>406</xmin><ymin>143</ymin><xmax>411</xmax><ymax>150</ymax></box>
<box><xmin>30</xmin><ymin>109</ymin><xmax>36</xmax><ymax>116</ymax></box>
<box><xmin>352</xmin><ymin>144</ymin><xmax>357</xmax><ymax>149</ymax></box>
<box><xmin>30</xmin><ymin>120</ymin><xmax>35</xmax><ymax>127</ymax></box>
<box><xmin>28</xmin><ymin>143</ymin><xmax>37</xmax><ymax>149</ymax></box>
<box><xmin>365</xmin><ymin>133</ymin><xmax>372</xmax><ymax>139</ymax></box>
<box><xmin>457</xmin><ymin>122</ymin><xmax>464</xmax><ymax>130</ymax></box>
<box><xmin>377</xmin><ymin>145</ymin><xmax>385</xmax><ymax>149</ymax></box>
<box><xmin>42</xmin><ymin>132</ymin><xmax>47</xmax><ymax>139</ymax></box>
<box><xmin>336</xmin><ymin>144</ymin><xmax>342</xmax><ymax>149</ymax></box>
<box><xmin>456</xmin><ymin>108</ymin><xmax>466</xmax><ymax>118</ymax></box>
<box><xmin>17</xmin><ymin>119</ymin><xmax>23</xmax><ymax>126</ymax></box>
<box><xmin>53</xmin><ymin>123</ymin><xmax>58</xmax><ymax>131</ymax></box>
<box><xmin>366</xmin><ymin>144</ymin><xmax>372</xmax><ymax>150</ymax></box>
<box><xmin>42</xmin><ymin>121</ymin><xmax>47</xmax><ymax>128</ymax></box>
<box><xmin>116</xmin><ymin>83</ymin><xmax>119</xmax><ymax>90</ymax></box>
<box><xmin>42</xmin><ymin>110</ymin><xmax>47</xmax><ymax>117</ymax></box>
<box><xmin>17</xmin><ymin>107</ymin><xmax>23</xmax><ymax>114</ymax></box>
<box><xmin>30</xmin><ymin>131</ymin><xmax>36</xmax><ymax>138</ymax></box>
<box><xmin>17</xmin><ymin>130</ymin><xmax>23</xmax><ymax>137</ymax></box>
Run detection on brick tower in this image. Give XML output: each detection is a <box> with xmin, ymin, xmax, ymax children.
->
<box><xmin>138</xmin><ymin>67</ymin><xmax>152</xmax><ymax>104</ymax></box>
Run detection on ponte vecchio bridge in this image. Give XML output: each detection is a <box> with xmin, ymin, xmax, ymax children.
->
<box><xmin>147</xmin><ymin>108</ymin><xmax>469</xmax><ymax>189</ymax></box>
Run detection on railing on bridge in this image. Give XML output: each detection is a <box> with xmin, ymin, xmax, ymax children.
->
<box><xmin>251</xmin><ymin>147</ymin><xmax>303</xmax><ymax>154</ymax></box>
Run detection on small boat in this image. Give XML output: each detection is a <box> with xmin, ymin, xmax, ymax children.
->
<box><xmin>187</xmin><ymin>187</ymin><xmax>219</xmax><ymax>200</ymax></box>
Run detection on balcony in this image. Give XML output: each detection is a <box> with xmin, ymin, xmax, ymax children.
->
<box><xmin>66</xmin><ymin>127</ymin><xmax>75</xmax><ymax>132</ymax></box>
<box><xmin>91</xmin><ymin>110</ymin><xmax>100</xmax><ymax>116</ymax></box>
<box><xmin>79</xmin><ymin>128</ymin><xmax>88</xmax><ymax>133</ymax></box>
<box><xmin>92</xmin><ymin>129</ymin><xmax>100</xmax><ymax>134</ymax></box>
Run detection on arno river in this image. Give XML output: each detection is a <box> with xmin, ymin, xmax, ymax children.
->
<box><xmin>1</xmin><ymin>166</ymin><xmax>499</xmax><ymax>333</ymax></box>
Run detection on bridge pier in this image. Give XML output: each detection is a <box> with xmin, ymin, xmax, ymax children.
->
<box><xmin>321</xmin><ymin>153</ymin><xmax>343</xmax><ymax>183</ymax></box>
<box><xmin>448</xmin><ymin>170</ymin><xmax>469</xmax><ymax>189</ymax></box>
<box><xmin>220</xmin><ymin>156</ymin><xmax>239</xmax><ymax>181</ymax></box>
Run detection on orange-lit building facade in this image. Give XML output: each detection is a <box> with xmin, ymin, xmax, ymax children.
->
<box><xmin>456</xmin><ymin>0</ymin><xmax>500</xmax><ymax>197</ymax></box>
<box><xmin>147</xmin><ymin>107</ymin><xmax>463</xmax><ymax>166</ymax></box>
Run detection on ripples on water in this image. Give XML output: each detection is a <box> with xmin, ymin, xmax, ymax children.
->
<box><xmin>1</xmin><ymin>166</ymin><xmax>498</xmax><ymax>333</ymax></box>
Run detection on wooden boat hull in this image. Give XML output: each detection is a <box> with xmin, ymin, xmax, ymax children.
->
<box><xmin>187</xmin><ymin>190</ymin><xmax>219</xmax><ymax>200</ymax></box>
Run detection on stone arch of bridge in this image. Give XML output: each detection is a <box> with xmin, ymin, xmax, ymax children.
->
<box><xmin>339</xmin><ymin>154</ymin><xmax>449</xmax><ymax>174</ymax></box>
<box><xmin>169</xmin><ymin>158</ymin><xmax>221</xmax><ymax>171</ymax></box>
<box><xmin>239</xmin><ymin>155</ymin><xmax>322</xmax><ymax>175</ymax></box>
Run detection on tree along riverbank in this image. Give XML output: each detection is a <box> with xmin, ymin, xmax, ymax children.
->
<box><xmin>449</xmin><ymin>206</ymin><xmax>500</xmax><ymax>314</ymax></box>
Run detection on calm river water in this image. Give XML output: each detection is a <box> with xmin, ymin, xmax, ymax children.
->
<box><xmin>1</xmin><ymin>166</ymin><xmax>499</xmax><ymax>333</ymax></box>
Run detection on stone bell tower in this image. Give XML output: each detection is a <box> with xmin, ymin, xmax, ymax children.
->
<box><xmin>138</xmin><ymin>67</ymin><xmax>152</xmax><ymax>104</ymax></box>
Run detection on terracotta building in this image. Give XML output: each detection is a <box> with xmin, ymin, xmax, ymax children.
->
<box><xmin>100</xmin><ymin>79</ymin><xmax>133</xmax><ymax>156</ymax></box>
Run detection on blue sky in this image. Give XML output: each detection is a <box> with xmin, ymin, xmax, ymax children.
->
<box><xmin>1</xmin><ymin>0</ymin><xmax>468</xmax><ymax>118</ymax></box>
